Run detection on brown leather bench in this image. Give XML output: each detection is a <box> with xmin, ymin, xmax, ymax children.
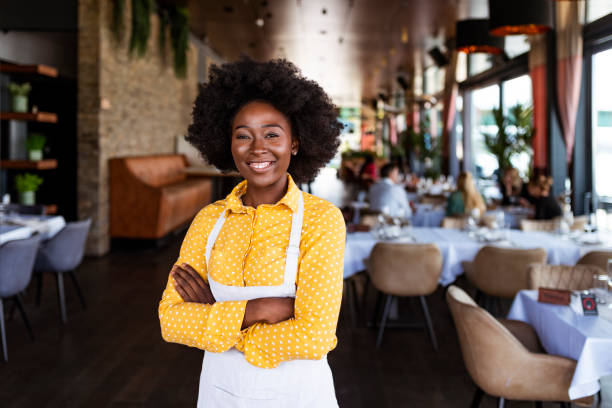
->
<box><xmin>110</xmin><ymin>154</ymin><xmax>211</xmax><ymax>239</ymax></box>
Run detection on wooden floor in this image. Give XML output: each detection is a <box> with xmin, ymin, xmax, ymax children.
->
<box><xmin>0</xmin><ymin>236</ymin><xmax>568</xmax><ymax>407</ymax></box>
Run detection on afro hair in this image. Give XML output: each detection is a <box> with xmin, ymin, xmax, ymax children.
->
<box><xmin>186</xmin><ymin>57</ymin><xmax>343</xmax><ymax>184</ymax></box>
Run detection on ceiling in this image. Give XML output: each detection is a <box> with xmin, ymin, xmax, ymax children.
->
<box><xmin>186</xmin><ymin>0</ymin><xmax>490</xmax><ymax>106</ymax></box>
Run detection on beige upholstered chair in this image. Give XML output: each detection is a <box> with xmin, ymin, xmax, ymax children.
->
<box><xmin>528</xmin><ymin>264</ymin><xmax>603</xmax><ymax>291</ymax></box>
<box><xmin>442</xmin><ymin>216</ymin><xmax>466</xmax><ymax>229</ymax></box>
<box><xmin>446</xmin><ymin>285</ymin><xmax>594</xmax><ymax>407</ymax></box>
<box><xmin>576</xmin><ymin>250</ymin><xmax>612</xmax><ymax>271</ymax></box>
<box><xmin>520</xmin><ymin>218</ymin><xmax>559</xmax><ymax>232</ymax></box>
<box><xmin>465</xmin><ymin>246</ymin><xmax>547</xmax><ymax>300</ymax></box>
<box><xmin>521</xmin><ymin>216</ymin><xmax>587</xmax><ymax>232</ymax></box>
<box><xmin>367</xmin><ymin>243</ymin><xmax>442</xmax><ymax>349</ymax></box>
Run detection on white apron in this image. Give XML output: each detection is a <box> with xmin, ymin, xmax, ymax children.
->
<box><xmin>197</xmin><ymin>192</ymin><xmax>338</xmax><ymax>408</ymax></box>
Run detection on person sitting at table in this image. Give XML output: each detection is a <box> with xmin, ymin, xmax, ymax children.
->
<box><xmin>369</xmin><ymin>163</ymin><xmax>412</xmax><ymax>218</ymax></box>
<box><xmin>446</xmin><ymin>171</ymin><xmax>486</xmax><ymax>218</ymax></box>
<box><xmin>500</xmin><ymin>167</ymin><xmax>524</xmax><ymax>206</ymax></box>
<box><xmin>358</xmin><ymin>153</ymin><xmax>378</xmax><ymax>189</ymax></box>
<box><xmin>521</xmin><ymin>174</ymin><xmax>562</xmax><ymax>220</ymax></box>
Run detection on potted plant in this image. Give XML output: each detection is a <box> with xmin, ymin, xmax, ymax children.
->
<box><xmin>15</xmin><ymin>173</ymin><xmax>43</xmax><ymax>205</ymax></box>
<box><xmin>482</xmin><ymin>103</ymin><xmax>534</xmax><ymax>180</ymax></box>
<box><xmin>8</xmin><ymin>82</ymin><xmax>32</xmax><ymax>113</ymax></box>
<box><xmin>26</xmin><ymin>133</ymin><xmax>46</xmax><ymax>161</ymax></box>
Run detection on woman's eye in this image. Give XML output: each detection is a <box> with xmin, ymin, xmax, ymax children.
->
<box><xmin>265</xmin><ymin>133</ymin><xmax>279</xmax><ymax>138</ymax></box>
<box><xmin>235</xmin><ymin>134</ymin><xmax>250</xmax><ymax>140</ymax></box>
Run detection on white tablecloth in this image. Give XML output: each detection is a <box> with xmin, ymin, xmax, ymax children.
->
<box><xmin>344</xmin><ymin>228</ymin><xmax>612</xmax><ymax>285</ymax></box>
<box><xmin>508</xmin><ymin>290</ymin><xmax>612</xmax><ymax>399</ymax></box>
<box><xmin>0</xmin><ymin>215</ymin><xmax>66</xmax><ymax>245</ymax></box>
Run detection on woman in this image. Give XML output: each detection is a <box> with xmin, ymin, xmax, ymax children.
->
<box><xmin>523</xmin><ymin>174</ymin><xmax>562</xmax><ymax>220</ymax></box>
<box><xmin>446</xmin><ymin>171</ymin><xmax>486</xmax><ymax>217</ymax></box>
<box><xmin>500</xmin><ymin>167</ymin><xmax>523</xmax><ymax>206</ymax></box>
<box><xmin>158</xmin><ymin>58</ymin><xmax>345</xmax><ymax>407</ymax></box>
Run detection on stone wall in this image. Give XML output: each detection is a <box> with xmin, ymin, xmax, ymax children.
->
<box><xmin>78</xmin><ymin>0</ymin><xmax>199</xmax><ymax>255</ymax></box>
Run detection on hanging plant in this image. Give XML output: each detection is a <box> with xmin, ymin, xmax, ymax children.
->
<box><xmin>111</xmin><ymin>0</ymin><xmax>126</xmax><ymax>42</ymax></box>
<box><xmin>129</xmin><ymin>0</ymin><xmax>154</xmax><ymax>57</ymax></box>
<box><xmin>169</xmin><ymin>7</ymin><xmax>189</xmax><ymax>78</ymax></box>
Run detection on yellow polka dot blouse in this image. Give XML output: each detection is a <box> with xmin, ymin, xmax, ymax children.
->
<box><xmin>158</xmin><ymin>175</ymin><xmax>346</xmax><ymax>368</ymax></box>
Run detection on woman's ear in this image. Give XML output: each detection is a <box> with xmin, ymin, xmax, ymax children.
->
<box><xmin>291</xmin><ymin>139</ymin><xmax>299</xmax><ymax>156</ymax></box>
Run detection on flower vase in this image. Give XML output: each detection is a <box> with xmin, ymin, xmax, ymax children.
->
<box><xmin>12</xmin><ymin>95</ymin><xmax>28</xmax><ymax>113</ymax></box>
<box><xmin>19</xmin><ymin>191</ymin><xmax>35</xmax><ymax>205</ymax></box>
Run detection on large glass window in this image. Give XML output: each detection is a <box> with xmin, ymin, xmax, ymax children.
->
<box><xmin>502</xmin><ymin>75</ymin><xmax>532</xmax><ymax>177</ymax></box>
<box><xmin>587</xmin><ymin>1</ymin><xmax>612</xmax><ymax>23</ymax></box>
<box><xmin>592</xmin><ymin>48</ymin><xmax>612</xmax><ymax>199</ymax></box>
<box><xmin>471</xmin><ymin>84</ymin><xmax>500</xmax><ymax>179</ymax></box>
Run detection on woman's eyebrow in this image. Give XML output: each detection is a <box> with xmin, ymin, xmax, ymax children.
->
<box><xmin>233</xmin><ymin>124</ymin><xmax>284</xmax><ymax>130</ymax></box>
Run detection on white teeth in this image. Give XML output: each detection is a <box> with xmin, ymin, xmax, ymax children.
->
<box><xmin>249</xmin><ymin>162</ymin><xmax>272</xmax><ymax>169</ymax></box>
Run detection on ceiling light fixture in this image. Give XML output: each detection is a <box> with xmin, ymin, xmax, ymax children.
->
<box><xmin>255</xmin><ymin>18</ymin><xmax>264</xmax><ymax>27</ymax></box>
<box><xmin>456</xmin><ymin>19</ymin><xmax>504</xmax><ymax>54</ymax></box>
<box><xmin>401</xmin><ymin>27</ymin><xmax>409</xmax><ymax>44</ymax></box>
<box><xmin>488</xmin><ymin>0</ymin><xmax>553</xmax><ymax>36</ymax></box>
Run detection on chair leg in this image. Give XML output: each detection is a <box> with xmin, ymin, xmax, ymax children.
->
<box><xmin>36</xmin><ymin>272</ymin><xmax>43</xmax><ymax>306</ymax></box>
<box><xmin>347</xmin><ymin>279</ymin><xmax>358</xmax><ymax>328</ymax></box>
<box><xmin>361</xmin><ymin>274</ymin><xmax>371</xmax><ymax>313</ymax></box>
<box><xmin>68</xmin><ymin>270</ymin><xmax>87</xmax><ymax>309</ymax></box>
<box><xmin>13</xmin><ymin>296</ymin><xmax>34</xmax><ymax>341</ymax></box>
<box><xmin>376</xmin><ymin>295</ymin><xmax>393</xmax><ymax>348</ymax></box>
<box><xmin>55</xmin><ymin>272</ymin><xmax>68</xmax><ymax>324</ymax></box>
<box><xmin>419</xmin><ymin>295</ymin><xmax>438</xmax><ymax>351</ymax></box>
<box><xmin>0</xmin><ymin>299</ymin><xmax>7</xmax><ymax>362</ymax></box>
<box><xmin>470</xmin><ymin>388</ymin><xmax>484</xmax><ymax>408</ymax></box>
<box><xmin>498</xmin><ymin>397</ymin><xmax>506</xmax><ymax>408</ymax></box>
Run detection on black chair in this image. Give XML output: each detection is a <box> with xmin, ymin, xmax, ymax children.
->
<box><xmin>0</xmin><ymin>235</ymin><xmax>40</xmax><ymax>362</ymax></box>
<box><xmin>34</xmin><ymin>219</ymin><xmax>91</xmax><ymax>324</ymax></box>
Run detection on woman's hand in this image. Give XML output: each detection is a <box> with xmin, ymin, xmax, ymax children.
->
<box><xmin>171</xmin><ymin>263</ymin><xmax>215</xmax><ymax>304</ymax></box>
<box><xmin>242</xmin><ymin>297</ymin><xmax>295</xmax><ymax>329</ymax></box>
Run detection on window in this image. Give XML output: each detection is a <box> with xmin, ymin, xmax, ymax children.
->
<box><xmin>587</xmin><ymin>1</ymin><xmax>612</xmax><ymax>23</ymax></box>
<box><xmin>468</xmin><ymin>53</ymin><xmax>493</xmax><ymax>77</ymax></box>
<box><xmin>470</xmin><ymin>84</ymin><xmax>500</xmax><ymax>179</ymax></box>
<box><xmin>502</xmin><ymin>75</ymin><xmax>532</xmax><ymax>177</ymax></box>
<box><xmin>505</xmin><ymin>35</ymin><xmax>530</xmax><ymax>59</ymax></box>
<box><xmin>592</xmin><ymin>48</ymin><xmax>612</xmax><ymax>199</ymax></box>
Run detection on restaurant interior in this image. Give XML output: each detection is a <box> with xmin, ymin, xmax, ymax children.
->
<box><xmin>1</xmin><ymin>0</ymin><xmax>612</xmax><ymax>407</ymax></box>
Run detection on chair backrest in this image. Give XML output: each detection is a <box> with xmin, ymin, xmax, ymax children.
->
<box><xmin>527</xmin><ymin>264</ymin><xmax>602</xmax><ymax>291</ymax></box>
<box><xmin>442</xmin><ymin>216</ymin><xmax>466</xmax><ymax>229</ymax></box>
<box><xmin>471</xmin><ymin>246</ymin><xmax>547</xmax><ymax>298</ymax></box>
<box><xmin>445</xmin><ymin>285</ymin><xmax>533</xmax><ymax>397</ymax></box>
<box><xmin>576</xmin><ymin>250</ymin><xmax>612</xmax><ymax>271</ymax></box>
<box><xmin>35</xmin><ymin>219</ymin><xmax>91</xmax><ymax>273</ymax></box>
<box><xmin>520</xmin><ymin>218</ymin><xmax>558</xmax><ymax>232</ymax></box>
<box><xmin>120</xmin><ymin>154</ymin><xmax>188</xmax><ymax>187</ymax></box>
<box><xmin>368</xmin><ymin>242</ymin><xmax>442</xmax><ymax>296</ymax></box>
<box><xmin>0</xmin><ymin>235</ymin><xmax>41</xmax><ymax>298</ymax></box>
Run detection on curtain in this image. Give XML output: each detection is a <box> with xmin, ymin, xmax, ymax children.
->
<box><xmin>556</xmin><ymin>2</ymin><xmax>584</xmax><ymax>163</ymax></box>
<box><xmin>441</xmin><ymin>51</ymin><xmax>458</xmax><ymax>174</ymax></box>
<box><xmin>529</xmin><ymin>34</ymin><xmax>548</xmax><ymax>171</ymax></box>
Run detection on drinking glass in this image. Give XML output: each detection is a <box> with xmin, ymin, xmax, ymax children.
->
<box><xmin>593</xmin><ymin>273</ymin><xmax>610</xmax><ymax>303</ymax></box>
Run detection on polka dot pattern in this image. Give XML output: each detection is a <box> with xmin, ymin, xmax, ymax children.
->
<box><xmin>158</xmin><ymin>175</ymin><xmax>346</xmax><ymax>368</ymax></box>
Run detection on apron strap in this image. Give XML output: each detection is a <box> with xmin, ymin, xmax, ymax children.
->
<box><xmin>205</xmin><ymin>210</ymin><xmax>227</xmax><ymax>271</ymax></box>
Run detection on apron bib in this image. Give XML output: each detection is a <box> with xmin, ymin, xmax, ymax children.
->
<box><xmin>197</xmin><ymin>192</ymin><xmax>338</xmax><ymax>408</ymax></box>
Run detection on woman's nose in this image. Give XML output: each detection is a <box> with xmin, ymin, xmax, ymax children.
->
<box><xmin>250</xmin><ymin>135</ymin><xmax>267</xmax><ymax>153</ymax></box>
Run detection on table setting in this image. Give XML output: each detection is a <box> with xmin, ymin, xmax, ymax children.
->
<box><xmin>508</xmin><ymin>267</ymin><xmax>612</xmax><ymax>400</ymax></box>
<box><xmin>0</xmin><ymin>209</ymin><xmax>66</xmax><ymax>245</ymax></box>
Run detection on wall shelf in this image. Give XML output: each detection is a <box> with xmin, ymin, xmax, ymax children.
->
<box><xmin>0</xmin><ymin>159</ymin><xmax>58</xmax><ymax>170</ymax></box>
<box><xmin>0</xmin><ymin>63</ymin><xmax>58</xmax><ymax>78</ymax></box>
<box><xmin>0</xmin><ymin>112</ymin><xmax>58</xmax><ymax>123</ymax></box>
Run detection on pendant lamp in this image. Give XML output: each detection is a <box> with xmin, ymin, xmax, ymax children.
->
<box><xmin>488</xmin><ymin>0</ymin><xmax>553</xmax><ymax>36</ymax></box>
<box><xmin>456</xmin><ymin>19</ymin><xmax>504</xmax><ymax>54</ymax></box>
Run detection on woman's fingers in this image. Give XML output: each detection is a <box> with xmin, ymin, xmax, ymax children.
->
<box><xmin>181</xmin><ymin>263</ymin><xmax>207</xmax><ymax>289</ymax></box>
<box><xmin>173</xmin><ymin>270</ymin><xmax>199</xmax><ymax>301</ymax></box>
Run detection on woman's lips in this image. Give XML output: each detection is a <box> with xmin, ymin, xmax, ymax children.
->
<box><xmin>247</xmin><ymin>161</ymin><xmax>275</xmax><ymax>172</ymax></box>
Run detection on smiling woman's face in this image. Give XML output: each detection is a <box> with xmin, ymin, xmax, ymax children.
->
<box><xmin>231</xmin><ymin>101</ymin><xmax>298</xmax><ymax>194</ymax></box>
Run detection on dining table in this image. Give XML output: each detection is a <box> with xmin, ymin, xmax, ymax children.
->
<box><xmin>508</xmin><ymin>290</ymin><xmax>612</xmax><ymax>400</ymax></box>
<box><xmin>0</xmin><ymin>214</ymin><xmax>66</xmax><ymax>245</ymax></box>
<box><xmin>344</xmin><ymin>227</ymin><xmax>612</xmax><ymax>286</ymax></box>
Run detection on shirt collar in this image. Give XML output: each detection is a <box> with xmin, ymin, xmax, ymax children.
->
<box><xmin>224</xmin><ymin>174</ymin><xmax>300</xmax><ymax>214</ymax></box>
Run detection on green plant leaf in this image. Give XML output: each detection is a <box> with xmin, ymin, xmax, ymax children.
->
<box><xmin>15</xmin><ymin>173</ymin><xmax>43</xmax><ymax>193</ymax></box>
